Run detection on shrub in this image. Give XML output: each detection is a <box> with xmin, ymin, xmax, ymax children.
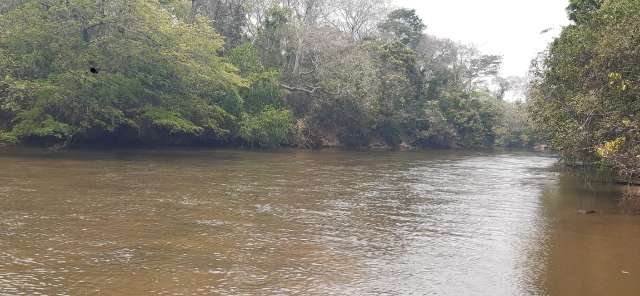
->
<box><xmin>240</xmin><ymin>107</ymin><xmax>294</xmax><ymax>148</ymax></box>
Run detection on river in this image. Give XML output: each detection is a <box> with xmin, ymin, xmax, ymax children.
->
<box><xmin>0</xmin><ymin>149</ymin><xmax>638</xmax><ymax>295</ymax></box>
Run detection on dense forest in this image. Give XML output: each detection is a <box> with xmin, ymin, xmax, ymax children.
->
<box><xmin>0</xmin><ymin>0</ymin><xmax>535</xmax><ymax>149</ymax></box>
<box><xmin>530</xmin><ymin>0</ymin><xmax>640</xmax><ymax>179</ymax></box>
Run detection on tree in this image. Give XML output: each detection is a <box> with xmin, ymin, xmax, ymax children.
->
<box><xmin>1</xmin><ymin>1</ymin><xmax>522</xmax><ymax>150</ymax></box>
<box><xmin>567</xmin><ymin>0</ymin><xmax>601</xmax><ymax>23</ymax></box>
<box><xmin>254</xmin><ymin>6</ymin><xmax>291</xmax><ymax>69</ymax></box>
<box><xmin>495</xmin><ymin>100</ymin><xmax>537</xmax><ymax>148</ymax></box>
<box><xmin>378</xmin><ymin>8</ymin><xmax>425</xmax><ymax>49</ymax></box>
<box><xmin>456</xmin><ymin>46</ymin><xmax>502</xmax><ymax>91</ymax></box>
<box><xmin>326</xmin><ymin>0</ymin><xmax>388</xmax><ymax>40</ymax></box>
<box><xmin>530</xmin><ymin>0</ymin><xmax>640</xmax><ymax>178</ymax></box>
<box><xmin>191</xmin><ymin>0</ymin><xmax>248</xmax><ymax>48</ymax></box>
<box><xmin>0</xmin><ymin>0</ymin><xmax>244</xmax><ymax>146</ymax></box>
<box><xmin>492</xmin><ymin>76</ymin><xmax>526</xmax><ymax>101</ymax></box>
<box><xmin>285</xmin><ymin>0</ymin><xmax>327</xmax><ymax>78</ymax></box>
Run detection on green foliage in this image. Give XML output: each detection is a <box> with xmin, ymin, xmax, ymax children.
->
<box><xmin>531</xmin><ymin>0</ymin><xmax>640</xmax><ymax>177</ymax></box>
<box><xmin>0</xmin><ymin>75</ymin><xmax>40</xmax><ymax>128</ymax></box>
<box><xmin>191</xmin><ymin>0</ymin><xmax>247</xmax><ymax>48</ymax></box>
<box><xmin>141</xmin><ymin>108</ymin><xmax>203</xmax><ymax>135</ymax></box>
<box><xmin>11</xmin><ymin>110</ymin><xmax>74</xmax><ymax>144</ymax></box>
<box><xmin>568</xmin><ymin>0</ymin><xmax>602</xmax><ymax>22</ymax></box>
<box><xmin>228</xmin><ymin>44</ymin><xmax>283</xmax><ymax>114</ymax></box>
<box><xmin>243</xmin><ymin>70</ymin><xmax>283</xmax><ymax>114</ymax></box>
<box><xmin>0</xmin><ymin>130</ymin><xmax>15</xmax><ymax>143</ymax></box>
<box><xmin>239</xmin><ymin>106</ymin><xmax>293</xmax><ymax>148</ymax></box>
<box><xmin>378</xmin><ymin>9</ymin><xmax>426</xmax><ymax>49</ymax></box>
<box><xmin>0</xmin><ymin>0</ymin><xmax>527</xmax><ymax>151</ymax></box>
<box><xmin>255</xmin><ymin>6</ymin><xmax>290</xmax><ymax>69</ymax></box>
<box><xmin>228</xmin><ymin>43</ymin><xmax>265</xmax><ymax>74</ymax></box>
<box><xmin>0</xmin><ymin>0</ymin><xmax>243</xmax><ymax>146</ymax></box>
<box><xmin>495</xmin><ymin>101</ymin><xmax>537</xmax><ymax>148</ymax></box>
<box><xmin>310</xmin><ymin>96</ymin><xmax>374</xmax><ymax>149</ymax></box>
<box><xmin>434</xmin><ymin>91</ymin><xmax>501</xmax><ymax>148</ymax></box>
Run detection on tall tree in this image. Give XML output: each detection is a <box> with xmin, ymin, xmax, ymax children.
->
<box><xmin>567</xmin><ymin>0</ymin><xmax>601</xmax><ymax>23</ymax></box>
<box><xmin>530</xmin><ymin>0</ymin><xmax>640</xmax><ymax>178</ymax></box>
<box><xmin>326</xmin><ymin>0</ymin><xmax>388</xmax><ymax>40</ymax></box>
<box><xmin>378</xmin><ymin>8</ymin><xmax>425</xmax><ymax>49</ymax></box>
<box><xmin>191</xmin><ymin>0</ymin><xmax>247</xmax><ymax>48</ymax></box>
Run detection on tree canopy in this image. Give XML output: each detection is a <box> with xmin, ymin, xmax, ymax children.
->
<box><xmin>530</xmin><ymin>0</ymin><xmax>640</xmax><ymax>178</ymax></box>
<box><xmin>0</xmin><ymin>0</ymin><xmax>534</xmax><ymax>149</ymax></box>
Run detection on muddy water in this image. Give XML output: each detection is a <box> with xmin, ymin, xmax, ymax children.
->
<box><xmin>0</xmin><ymin>149</ymin><xmax>638</xmax><ymax>295</ymax></box>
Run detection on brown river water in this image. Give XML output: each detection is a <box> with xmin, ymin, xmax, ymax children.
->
<box><xmin>0</xmin><ymin>148</ymin><xmax>639</xmax><ymax>295</ymax></box>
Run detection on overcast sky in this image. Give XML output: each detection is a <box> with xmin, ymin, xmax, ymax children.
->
<box><xmin>395</xmin><ymin>0</ymin><xmax>571</xmax><ymax>77</ymax></box>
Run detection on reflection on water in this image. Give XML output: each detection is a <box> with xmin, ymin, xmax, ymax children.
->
<box><xmin>0</xmin><ymin>149</ymin><xmax>638</xmax><ymax>295</ymax></box>
<box><xmin>540</xmin><ymin>173</ymin><xmax>640</xmax><ymax>295</ymax></box>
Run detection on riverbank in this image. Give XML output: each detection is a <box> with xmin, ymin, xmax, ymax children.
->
<box><xmin>559</xmin><ymin>159</ymin><xmax>640</xmax><ymax>186</ymax></box>
<box><xmin>0</xmin><ymin>140</ymin><xmax>12</xmax><ymax>148</ymax></box>
<box><xmin>0</xmin><ymin>130</ymin><xmax>11</xmax><ymax>147</ymax></box>
<box><xmin>0</xmin><ymin>140</ymin><xmax>546</xmax><ymax>154</ymax></box>
<box><xmin>557</xmin><ymin>161</ymin><xmax>640</xmax><ymax>214</ymax></box>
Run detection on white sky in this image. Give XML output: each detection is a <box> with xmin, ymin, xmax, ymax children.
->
<box><xmin>395</xmin><ymin>0</ymin><xmax>571</xmax><ymax>77</ymax></box>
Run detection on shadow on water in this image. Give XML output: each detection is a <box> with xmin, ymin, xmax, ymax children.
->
<box><xmin>538</xmin><ymin>171</ymin><xmax>640</xmax><ymax>296</ymax></box>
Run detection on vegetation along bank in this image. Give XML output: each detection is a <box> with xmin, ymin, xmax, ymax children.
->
<box><xmin>0</xmin><ymin>0</ymin><xmax>536</xmax><ymax>150</ymax></box>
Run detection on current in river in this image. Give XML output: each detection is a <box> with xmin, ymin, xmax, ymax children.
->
<box><xmin>0</xmin><ymin>149</ymin><xmax>639</xmax><ymax>295</ymax></box>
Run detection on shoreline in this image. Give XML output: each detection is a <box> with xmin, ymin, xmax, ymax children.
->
<box><xmin>2</xmin><ymin>144</ymin><xmax>637</xmax><ymax>188</ymax></box>
<box><xmin>0</xmin><ymin>142</ymin><xmax>545</xmax><ymax>154</ymax></box>
<box><xmin>560</xmin><ymin>161</ymin><xmax>640</xmax><ymax>186</ymax></box>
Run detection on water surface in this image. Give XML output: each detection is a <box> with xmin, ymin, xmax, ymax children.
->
<box><xmin>0</xmin><ymin>149</ymin><xmax>638</xmax><ymax>295</ymax></box>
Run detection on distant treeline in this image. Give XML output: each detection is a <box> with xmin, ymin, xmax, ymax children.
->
<box><xmin>0</xmin><ymin>0</ymin><xmax>536</xmax><ymax>149</ymax></box>
<box><xmin>530</xmin><ymin>0</ymin><xmax>640</xmax><ymax>179</ymax></box>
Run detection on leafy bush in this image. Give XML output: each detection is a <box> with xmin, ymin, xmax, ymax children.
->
<box><xmin>141</xmin><ymin>108</ymin><xmax>203</xmax><ymax>136</ymax></box>
<box><xmin>0</xmin><ymin>129</ymin><xmax>16</xmax><ymax>143</ymax></box>
<box><xmin>228</xmin><ymin>44</ymin><xmax>284</xmax><ymax>114</ymax></box>
<box><xmin>10</xmin><ymin>111</ymin><xmax>74</xmax><ymax>144</ymax></box>
<box><xmin>0</xmin><ymin>0</ymin><xmax>243</xmax><ymax>146</ymax></box>
<box><xmin>240</xmin><ymin>107</ymin><xmax>293</xmax><ymax>148</ymax></box>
